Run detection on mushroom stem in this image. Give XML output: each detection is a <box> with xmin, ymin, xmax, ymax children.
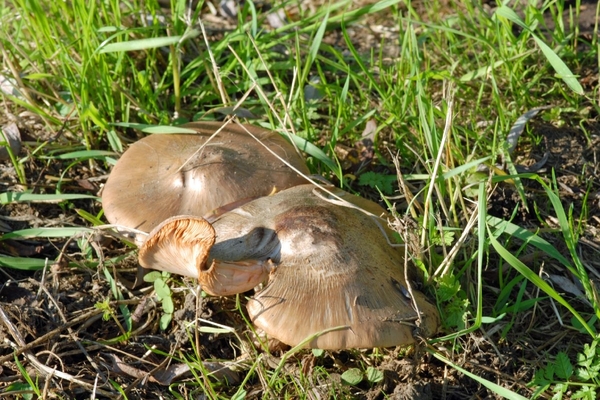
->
<box><xmin>138</xmin><ymin>216</ymin><xmax>274</xmax><ymax>296</ymax></box>
<box><xmin>200</xmin><ymin>259</ymin><xmax>275</xmax><ymax>296</ymax></box>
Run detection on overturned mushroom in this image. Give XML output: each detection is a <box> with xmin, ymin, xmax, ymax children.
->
<box><xmin>102</xmin><ymin>121</ymin><xmax>309</xmax><ymax>232</ymax></box>
<box><xmin>139</xmin><ymin>185</ymin><xmax>439</xmax><ymax>349</ymax></box>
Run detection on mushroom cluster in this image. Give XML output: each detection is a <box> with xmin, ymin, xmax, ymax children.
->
<box><xmin>102</xmin><ymin>121</ymin><xmax>439</xmax><ymax>349</ymax></box>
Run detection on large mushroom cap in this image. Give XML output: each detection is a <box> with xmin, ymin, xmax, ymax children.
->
<box><xmin>241</xmin><ymin>185</ymin><xmax>438</xmax><ymax>349</ymax></box>
<box><xmin>102</xmin><ymin>121</ymin><xmax>309</xmax><ymax>232</ymax></box>
<box><xmin>139</xmin><ymin>184</ymin><xmax>439</xmax><ymax>349</ymax></box>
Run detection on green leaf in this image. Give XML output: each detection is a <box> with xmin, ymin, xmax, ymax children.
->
<box><xmin>575</xmin><ymin>340</ymin><xmax>600</xmax><ymax>380</ymax></box>
<box><xmin>0</xmin><ymin>256</ymin><xmax>47</xmax><ymax>270</ymax></box>
<box><xmin>481</xmin><ymin>314</ymin><xmax>506</xmax><ymax>324</ymax></box>
<box><xmin>286</xmin><ymin>133</ymin><xmax>339</xmax><ymax>177</ymax></box>
<box><xmin>358</xmin><ymin>172</ymin><xmax>397</xmax><ymax>195</ymax></box>
<box><xmin>3</xmin><ymin>382</ymin><xmax>34</xmax><ymax>396</ymax></box>
<box><xmin>551</xmin><ymin>383</ymin><xmax>568</xmax><ymax>400</ymax></box>
<box><xmin>230</xmin><ymin>389</ymin><xmax>247</xmax><ymax>400</ymax></box>
<box><xmin>571</xmin><ymin>314</ymin><xmax>598</xmax><ymax>336</ymax></box>
<box><xmin>366</xmin><ymin>366</ymin><xmax>384</xmax><ymax>383</ymax></box>
<box><xmin>544</xmin><ymin>363</ymin><xmax>556</xmax><ymax>380</ymax></box>
<box><xmin>112</xmin><ymin>122</ymin><xmax>197</xmax><ymax>134</ymax></box>
<box><xmin>486</xmin><ymin>216</ymin><xmax>572</xmax><ymax>271</ymax></box>
<box><xmin>162</xmin><ymin>295</ymin><xmax>174</xmax><ymax>314</ymax></box>
<box><xmin>154</xmin><ymin>278</ymin><xmax>170</xmax><ymax>300</ymax></box>
<box><xmin>1</xmin><ymin>227</ymin><xmax>92</xmax><ymax>240</ymax></box>
<box><xmin>431</xmin><ymin>229</ymin><xmax>455</xmax><ymax>246</ymax></box>
<box><xmin>582</xmin><ymin>341</ymin><xmax>598</xmax><ymax>360</ymax></box>
<box><xmin>575</xmin><ymin>367</ymin><xmax>594</xmax><ymax>381</ymax></box>
<box><xmin>494</xmin><ymin>5</ymin><xmax>527</xmax><ymax>30</ymax></box>
<box><xmin>14</xmin><ymin>356</ymin><xmax>40</xmax><ymax>397</ymax></box>
<box><xmin>159</xmin><ymin>313</ymin><xmax>172</xmax><ymax>330</ymax></box>
<box><xmin>97</xmin><ymin>26</ymin><xmax>118</xmax><ymax>33</ymax></box>
<box><xmin>445</xmin><ymin>297</ymin><xmax>469</xmax><ymax>330</ymax></box>
<box><xmin>312</xmin><ymin>349</ymin><xmax>324</xmax><ymax>357</ymax></box>
<box><xmin>143</xmin><ymin>271</ymin><xmax>163</xmax><ymax>283</ymax></box>
<box><xmin>75</xmin><ymin>208</ymin><xmax>105</xmax><ymax>226</ymax></box>
<box><xmin>308</xmin><ymin>10</ymin><xmax>329</xmax><ymax>65</ymax></box>
<box><xmin>487</xmin><ymin>221</ymin><xmax>594</xmax><ymax>337</ymax></box>
<box><xmin>437</xmin><ymin>274</ymin><xmax>461</xmax><ymax>302</ymax></box>
<box><xmin>341</xmin><ymin>368</ymin><xmax>363</xmax><ymax>386</ymax></box>
<box><xmin>42</xmin><ymin>150</ymin><xmax>115</xmax><ymax>160</ymax></box>
<box><xmin>554</xmin><ymin>352</ymin><xmax>573</xmax><ymax>380</ymax></box>
<box><xmin>532</xmin><ymin>35</ymin><xmax>583</xmax><ymax>95</ymax></box>
<box><xmin>442</xmin><ymin>156</ymin><xmax>492</xmax><ymax>180</ymax></box>
<box><xmin>571</xmin><ymin>386</ymin><xmax>596</xmax><ymax>400</ymax></box>
<box><xmin>530</xmin><ymin>368</ymin><xmax>551</xmax><ymax>391</ymax></box>
<box><xmin>0</xmin><ymin>192</ymin><xmax>98</xmax><ymax>204</ymax></box>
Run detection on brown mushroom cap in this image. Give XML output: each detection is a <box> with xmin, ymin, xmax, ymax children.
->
<box><xmin>102</xmin><ymin>121</ymin><xmax>309</xmax><ymax>232</ymax></box>
<box><xmin>139</xmin><ymin>184</ymin><xmax>439</xmax><ymax>349</ymax></box>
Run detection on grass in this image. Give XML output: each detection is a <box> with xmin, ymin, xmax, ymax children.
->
<box><xmin>1</xmin><ymin>0</ymin><xmax>599</xmax><ymax>398</ymax></box>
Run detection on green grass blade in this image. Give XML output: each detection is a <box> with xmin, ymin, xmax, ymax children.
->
<box><xmin>537</xmin><ymin>177</ymin><xmax>599</xmax><ymax>319</ymax></box>
<box><xmin>0</xmin><ymin>193</ymin><xmax>98</xmax><ymax>204</ymax></box>
<box><xmin>2</xmin><ymin>227</ymin><xmax>92</xmax><ymax>240</ymax></box>
<box><xmin>532</xmin><ymin>36</ymin><xmax>584</xmax><ymax>94</ymax></box>
<box><xmin>495</xmin><ymin>6</ymin><xmax>583</xmax><ymax>95</ymax></box>
<box><xmin>441</xmin><ymin>156</ymin><xmax>492</xmax><ymax>180</ymax></box>
<box><xmin>494</xmin><ymin>6</ymin><xmax>529</xmax><ymax>31</ymax></box>
<box><xmin>42</xmin><ymin>150</ymin><xmax>116</xmax><ymax>160</ymax></box>
<box><xmin>76</xmin><ymin>209</ymin><xmax>105</xmax><ymax>226</ymax></box>
<box><xmin>112</xmin><ymin>123</ymin><xmax>197</xmax><ymax>134</ymax></box>
<box><xmin>308</xmin><ymin>10</ymin><xmax>329</xmax><ymax>66</ymax></box>
<box><xmin>486</xmin><ymin>216</ymin><xmax>573</xmax><ymax>270</ymax></box>
<box><xmin>0</xmin><ymin>256</ymin><xmax>48</xmax><ymax>270</ymax></box>
<box><xmin>486</xmin><ymin>223</ymin><xmax>594</xmax><ymax>337</ymax></box>
<box><xmin>432</xmin><ymin>352</ymin><xmax>528</xmax><ymax>400</ymax></box>
<box><xmin>287</xmin><ymin>133</ymin><xmax>340</xmax><ymax>179</ymax></box>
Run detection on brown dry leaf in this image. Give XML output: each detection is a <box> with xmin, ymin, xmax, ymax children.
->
<box><xmin>0</xmin><ymin>239</ymin><xmax>44</xmax><ymax>257</ymax></box>
<box><xmin>548</xmin><ymin>274</ymin><xmax>590</xmax><ymax>306</ymax></box>
<box><xmin>358</xmin><ymin>119</ymin><xmax>377</xmax><ymax>164</ymax></box>
<box><xmin>76</xmin><ymin>179</ymin><xmax>98</xmax><ymax>191</ymax></box>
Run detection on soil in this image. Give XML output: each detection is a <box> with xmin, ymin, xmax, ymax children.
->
<box><xmin>1</xmin><ymin>1</ymin><xmax>600</xmax><ymax>399</ymax></box>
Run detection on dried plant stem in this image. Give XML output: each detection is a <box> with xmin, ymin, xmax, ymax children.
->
<box><xmin>0</xmin><ymin>307</ymin><xmax>104</xmax><ymax>365</ymax></box>
<box><xmin>0</xmin><ymin>304</ymin><xmax>115</xmax><ymax>397</ymax></box>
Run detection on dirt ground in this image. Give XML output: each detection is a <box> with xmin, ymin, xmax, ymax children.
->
<box><xmin>1</xmin><ymin>1</ymin><xmax>600</xmax><ymax>399</ymax></box>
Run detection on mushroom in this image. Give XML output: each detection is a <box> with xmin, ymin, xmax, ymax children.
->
<box><xmin>102</xmin><ymin>121</ymin><xmax>309</xmax><ymax>232</ymax></box>
<box><xmin>139</xmin><ymin>184</ymin><xmax>439</xmax><ymax>349</ymax></box>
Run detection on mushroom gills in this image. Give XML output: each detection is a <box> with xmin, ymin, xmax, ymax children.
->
<box><xmin>138</xmin><ymin>216</ymin><xmax>215</xmax><ymax>279</ymax></box>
